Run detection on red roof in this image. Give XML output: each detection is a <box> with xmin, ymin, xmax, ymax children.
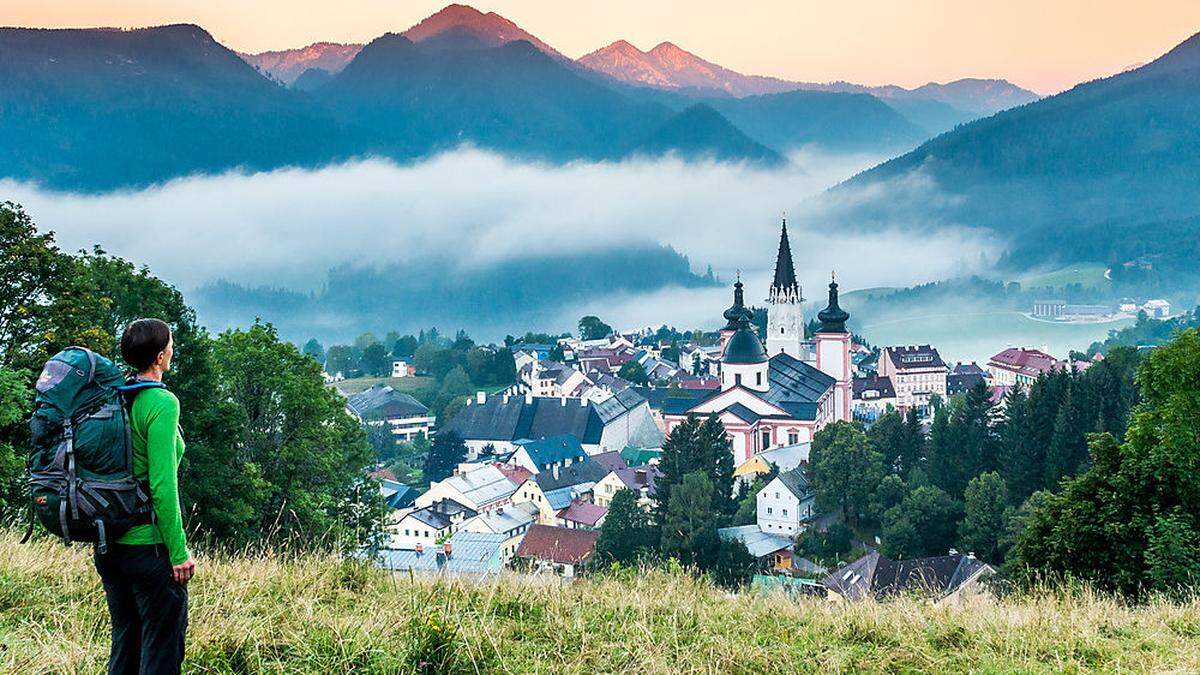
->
<box><xmin>557</xmin><ymin>499</ymin><xmax>608</xmax><ymax>527</ymax></box>
<box><xmin>988</xmin><ymin>347</ymin><xmax>1060</xmax><ymax>377</ymax></box>
<box><xmin>494</xmin><ymin>463</ymin><xmax>533</xmax><ymax>487</ymax></box>
<box><xmin>516</xmin><ymin>524</ymin><xmax>599</xmax><ymax>563</ymax></box>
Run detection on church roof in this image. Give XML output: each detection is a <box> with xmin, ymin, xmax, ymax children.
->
<box><xmin>723</xmin><ymin>327</ymin><xmax>768</xmax><ymax>364</ymax></box>
<box><xmin>668</xmin><ymin>352</ymin><xmax>834</xmax><ymax>422</ymax></box>
<box><xmin>772</xmin><ymin>219</ymin><xmax>799</xmax><ymax>294</ymax></box>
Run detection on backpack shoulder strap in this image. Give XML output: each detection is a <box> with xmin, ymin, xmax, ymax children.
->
<box><xmin>116</xmin><ymin>379</ymin><xmax>168</xmax><ymax>411</ymax></box>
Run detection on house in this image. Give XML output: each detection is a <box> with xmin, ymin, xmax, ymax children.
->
<box><xmin>379</xmin><ymin>478</ymin><xmax>421</xmax><ymax>510</ymax></box>
<box><xmin>518</xmin><ymin>359</ymin><xmax>591</xmax><ymax>398</ymax></box>
<box><xmin>371</xmin><ymin>531</ymin><xmax>507</xmax><ymax>577</ymax></box>
<box><xmin>678</xmin><ymin>343</ymin><xmax>723</xmax><ymax>377</ymax></box>
<box><xmin>458</xmin><ymin>503</ymin><xmax>537</xmax><ymax>563</ymax></box>
<box><xmin>593</xmin><ymin>465</ymin><xmax>661</xmax><ymax>509</ymax></box>
<box><xmin>556</xmin><ymin>499</ymin><xmax>608</xmax><ymax>530</ymax></box>
<box><xmin>732</xmin><ymin>442</ymin><xmax>810</xmax><ymax>481</ymax></box>
<box><xmin>576</xmin><ymin>347</ymin><xmax>635</xmax><ymax>374</ymax></box>
<box><xmin>509</xmin><ymin>434</ymin><xmax>589</xmax><ymax>475</ymax></box>
<box><xmin>512</xmin><ymin>458</ymin><xmax>610</xmax><ymax>525</ymax></box>
<box><xmin>390</xmin><ymin>359</ymin><xmax>414</xmax><ymax>378</ymax></box>
<box><xmin>515</xmin><ymin>524</ymin><xmax>600</xmax><ymax>578</ymax></box>
<box><xmin>509</xmin><ymin>342</ymin><xmax>556</xmax><ymax>361</ymax></box>
<box><xmin>718</xmin><ymin>525</ymin><xmax>796</xmax><ymax>573</ymax></box>
<box><xmin>987</xmin><ymin>347</ymin><xmax>1060</xmax><ymax>387</ymax></box>
<box><xmin>946</xmin><ymin>362</ymin><xmax>988</xmax><ymax>396</ymax></box>
<box><xmin>1032</xmin><ymin>299</ymin><xmax>1066</xmax><ymax>318</ymax></box>
<box><xmin>387</xmin><ymin>499</ymin><xmax>476</xmax><ymax>550</ymax></box>
<box><xmin>444</xmin><ymin>388</ymin><xmax>663</xmax><ymax>458</ymax></box>
<box><xmin>757</xmin><ymin>467</ymin><xmax>815</xmax><ymax>536</ymax></box>
<box><xmin>345</xmin><ymin>384</ymin><xmax>434</xmax><ymax>442</ymax></box>
<box><xmin>877</xmin><ymin>345</ymin><xmax>949</xmax><ymax>415</ymax></box>
<box><xmin>662</xmin><ymin>271</ymin><xmax>853</xmax><ymax>468</ymax></box>
<box><xmin>1142</xmin><ymin>299</ymin><xmax>1171</xmax><ymax>319</ymax></box>
<box><xmin>414</xmin><ymin>465</ymin><xmax>518</xmax><ymax>513</ymax></box>
<box><xmin>851</xmin><ymin>374</ymin><xmax>897</xmax><ymax>422</ymax></box>
<box><xmin>823</xmin><ymin>551</ymin><xmax>996</xmax><ymax>603</ymax></box>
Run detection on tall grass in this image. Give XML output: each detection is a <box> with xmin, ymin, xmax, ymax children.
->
<box><xmin>2</xmin><ymin>531</ymin><xmax>1198</xmax><ymax>673</ymax></box>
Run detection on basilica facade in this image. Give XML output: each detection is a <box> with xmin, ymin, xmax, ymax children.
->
<box><xmin>662</xmin><ymin>221</ymin><xmax>853</xmax><ymax>467</ymax></box>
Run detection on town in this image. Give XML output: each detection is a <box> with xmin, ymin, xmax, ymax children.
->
<box><xmin>324</xmin><ymin>220</ymin><xmax>1168</xmax><ymax>601</ymax></box>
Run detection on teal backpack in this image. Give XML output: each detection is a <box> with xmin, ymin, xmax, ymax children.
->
<box><xmin>23</xmin><ymin>346</ymin><xmax>162</xmax><ymax>553</ymax></box>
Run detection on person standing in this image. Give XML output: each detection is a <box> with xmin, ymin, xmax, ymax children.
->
<box><xmin>93</xmin><ymin>318</ymin><xmax>195</xmax><ymax>674</ymax></box>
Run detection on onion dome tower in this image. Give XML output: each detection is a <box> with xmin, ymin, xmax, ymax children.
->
<box><xmin>766</xmin><ymin>218</ymin><xmax>805</xmax><ymax>358</ymax></box>
<box><xmin>720</xmin><ymin>276</ymin><xmax>769</xmax><ymax>392</ymax></box>
<box><xmin>815</xmin><ymin>272</ymin><xmax>852</xmax><ymax>421</ymax></box>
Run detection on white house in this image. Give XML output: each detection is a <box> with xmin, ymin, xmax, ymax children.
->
<box><xmin>414</xmin><ymin>465</ymin><xmax>518</xmax><ymax>513</ymax></box>
<box><xmin>458</xmin><ymin>503</ymin><xmax>537</xmax><ymax>563</ymax></box>
<box><xmin>345</xmin><ymin>384</ymin><xmax>433</xmax><ymax>442</ymax></box>
<box><xmin>390</xmin><ymin>359</ymin><xmax>414</xmax><ymax>378</ymax></box>
<box><xmin>757</xmin><ymin>467</ymin><xmax>815</xmax><ymax>537</ymax></box>
<box><xmin>386</xmin><ymin>499</ymin><xmax>476</xmax><ymax>550</ymax></box>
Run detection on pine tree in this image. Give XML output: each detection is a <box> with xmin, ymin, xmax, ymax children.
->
<box><xmin>958</xmin><ymin>472</ymin><xmax>1012</xmax><ymax>563</ymax></box>
<box><xmin>810</xmin><ymin>421</ymin><xmax>884</xmax><ymax>525</ymax></box>
<box><xmin>595</xmin><ymin>489</ymin><xmax>656</xmax><ymax>565</ymax></box>
<box><xmin>661</xmin><ymin>471</ymin><xmax>719</xmax><ymax>568</ymax></box>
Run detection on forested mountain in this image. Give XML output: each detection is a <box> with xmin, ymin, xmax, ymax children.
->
<box><xmin>833</xmin><ymin>31</ymin><xmax>1200</xmax><ymax>279</ymax></box>
<box><xmin>0</xmin><ymin>25</ymin><xmax>359</xmax><ymax>190</ymax></box>
<box><xmin>706</xmin><ymin>90</ymin><xmax>927</xmax><ymax>153</ymax></box>
<box><xmin>191</xmin><ymin>243</ymin><xmax>718</xmax><ymax>344</ymax></box>
<box><xmin>239</xmin><ymin>42</ymin><xmax>362</xmax><ymax>84</ymax></box>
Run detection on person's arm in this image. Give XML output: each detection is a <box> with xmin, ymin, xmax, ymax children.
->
<box><xmin>145</xmin><ymin>391</ymin><xmax>190</xmax><ymax>567</ymax></box>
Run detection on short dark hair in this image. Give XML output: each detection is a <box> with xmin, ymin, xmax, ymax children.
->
<box><xmin>120</xmin><ymin>319</ymin><xmax>172</xmax><ymax>372</ymax></box>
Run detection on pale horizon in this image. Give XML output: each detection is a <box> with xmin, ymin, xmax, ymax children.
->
<box><xmin>4</xmin><ymin>1</ymin><xmax>1200</xmax><ymax>94</ymax></box>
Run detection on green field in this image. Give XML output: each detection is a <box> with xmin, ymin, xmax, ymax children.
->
<box><xmin>3</xmin><ymin>531</ymin><xmax>1198</xmax><ymax>673</ymax></box>
<box><xmin>1020</xmin><ymin>263</ymin><xmax>1110</xmax><ymax>290</ymax></box>
<box><xmin>859</xmin><ymin>310</ymin><xmax>1132</xmax><ymax>364</ymax></box>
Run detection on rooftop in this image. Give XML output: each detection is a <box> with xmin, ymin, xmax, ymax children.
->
<box><xmin>885</xmin><ymin>345</ymin><xmax>947</xmax><ymax>371</ymax></box>
<box><xmin>516</xmin><ymin>524</ymin><xmax>600</xmax><ymax>564</ymax></box>
<box><xmin>557</xmin><ymin>499</ymin><xmax>607</xmax><ymax>527</ymax></box>
<box><xmin>824</xmin><ymin>551</ymin><xmax>995</xmax><ymax>601</ymax></box>
<box><xmin>346</xmin><ymin>384</ymin><xmax>430</xmax><ymax>420</ymax></box>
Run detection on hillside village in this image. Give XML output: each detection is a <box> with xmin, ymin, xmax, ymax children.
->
<box><xmin>332</xmin><ymin>220</ymin><xmax>1160</xmax><ymax>601</ymax></box>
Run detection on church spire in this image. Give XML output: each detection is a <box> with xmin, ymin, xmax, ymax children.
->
<box><xmin>771</xmin><ymin>217</ymin><xmax>799</xmax><ymax>298</ymax></box>
<box><xmin>817</xmin><ymin>271</ymin><xmax>850</xmax><ymax>333</ymax></box>
<box><xmin>723</xmin><ymin>272</ymin><xmax>752</xmax><ymax>329</ymax></box>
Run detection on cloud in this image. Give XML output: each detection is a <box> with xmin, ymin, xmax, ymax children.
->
<box><xmin>3</xmin><ymin>147</ymin><xmax>1001</xmax><ymax>335</ymax></box>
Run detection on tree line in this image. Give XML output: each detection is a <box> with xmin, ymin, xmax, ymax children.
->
<box><xmin>0</xmin><ymin>203</ymin><xmax>382</xmax><ymax>550</ymax></box>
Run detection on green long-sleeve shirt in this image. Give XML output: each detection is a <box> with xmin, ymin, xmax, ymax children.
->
<box><xmin>116</xmin><ymin>386</ymin><xmax>190</xmax><ymax>565</ymax></box>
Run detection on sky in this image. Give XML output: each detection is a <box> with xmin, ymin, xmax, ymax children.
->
<box><xmin>4</xmin><ymin>1</ymin><xmax>1200</xmax><ymax>93</ymax></box>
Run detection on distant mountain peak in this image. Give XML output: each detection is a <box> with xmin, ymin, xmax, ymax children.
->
<box><xmin>240</xmin><ymin>41</ymin><xmax>363</xmax><ymax>85</ymax></box>
<box><xmin>401</xmin><ymin>3</ymin><xmax>564</xmax><ymax>59</ymax></box>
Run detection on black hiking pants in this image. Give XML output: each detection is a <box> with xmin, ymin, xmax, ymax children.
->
<box><xmin>93</xmin><ymin>544</ymin><xmax>188</xmax><ymax>675</ymax></box>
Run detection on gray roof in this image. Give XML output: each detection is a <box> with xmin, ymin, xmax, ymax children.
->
<box><xmin>824</xmin><ymin>551</ymin><xmax>995</xmax><ymax>600</ymax></box>
<box><xmin>533</xmin><ymin>458</ymin><xmax>610</xmax><ymax>493</ymax></box>
<box><xmin>438</xmin><ymin>466</ymin><xmax>517</xmax><ymax>507</ymax></box>
<box><xmin>884</xmin><ymin>345</ymin><xmax>947</xmax><ymax>371</ymax></box>
<box><xmin>853</xmin><ymin>375</ymin><xmax>896</xmax><ymax>400</ymax></box>
<box><xmin>718</xmin><ymin>525</ymin><xmax>793</xmax><ymax>558</ymax></box>
<box><xmin>444</xmin><ymin>391</ymin><xmax>647</xmax><ymax>445</ymax></box>
<box><xmin>760</xmin><ymin>352</ymin><xmax>836</xmax><ymax>419</ymax></box>
<box><xmin>370</xmin><ymin>531</ymin><xmax>506</xmax><ymax>576</ymax></box>
<box><xmin>461</xmin><ymin>506</ymin><xmax>534</xmax><ymax>535</ymax></box>
<box><xmin>346</xmin><ymin>384</ymin><xmax>429</xmax><ymax>420</ymax></box>
<box><xmin>404</xmin><ymin>499</ymin><xmax>477</xmax><ymax>530</ymax></box>
<box><xmin>776</xmin><ymin>467</ymin><xmax>812</xmax><ymax>500</ymax></box>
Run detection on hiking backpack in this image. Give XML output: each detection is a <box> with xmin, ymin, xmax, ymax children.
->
<box><xmin>24</xmin><ymin>346</ymin><xmax>162</xmax><ymax>553</ymax></box>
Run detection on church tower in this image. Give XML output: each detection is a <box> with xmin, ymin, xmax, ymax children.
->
<box><xmin>719</xmin><ymin>277</ymin><xmax>770</xmax><ymax>393</ymax></box>
<box><xmin>766</xmin><ymin>219</ymin><xmax>804</xmax><ymax>359</ymax></box>
<box><xmin>815</xmin><ymin>272</ymin><xmax>852</xmax><ymax>422</ymax></box>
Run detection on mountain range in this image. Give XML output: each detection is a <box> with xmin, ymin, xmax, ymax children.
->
<box><xmin>829</xmin><ymin>30</ymin><xmax>1200</xmax><ymax>285</ymax></box>
<box><xmin>0</xmin><ymin>4</ymin><xmax>1047</xmax><ymax>190</ymax></box>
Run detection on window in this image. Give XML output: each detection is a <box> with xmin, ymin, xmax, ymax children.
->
<box><xmin>783</xmin><ymin>509</ymin><xmax>788</xmax><ymax>516</ymax></box>
<box><xmin>767</xmin><ymin>507</ymin><xmax>773</xmax><ymax>514</ymax></box>
<box><xmin>788</xmin><ymin>431</ymin><xmax>798</xmax><ymax>445</ymax></box>
<box><xmin>756</xmin><ymin>372</ymin><xmax>763</xmax><ymax>386</ymax></box>
<box><xmin>761</xmin><ymin>430</ymin><xmax>770</xmax><ymax>449</ymax></box>
<box><xmin>735</xmin><ymin>374</ymin><xmax>742</xmax><ymax>386</ymax></box>
<box><xmin>780</xmin><ymin>327</ymin><xmax>785</xmax><ymax>334</ymax></box>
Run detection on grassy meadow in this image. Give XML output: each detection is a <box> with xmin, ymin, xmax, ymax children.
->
<box><xmin>2</xmin><ymin>532</ymin><xmax>1199</xmax><ymax>674</ymax></box>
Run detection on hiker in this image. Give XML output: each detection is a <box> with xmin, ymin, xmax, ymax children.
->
<box><xmin>92</xmin><ymin>319</ymin><xmax>194</xmax><ymax>675</ymax></box>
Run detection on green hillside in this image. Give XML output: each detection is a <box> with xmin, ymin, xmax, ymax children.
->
<box><xmin>3</xmin><ymin>532</ymin><xmax>1198</xmax><ymax>673</ymax></box>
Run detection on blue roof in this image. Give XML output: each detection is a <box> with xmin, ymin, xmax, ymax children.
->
<box><xmin>380</xmin><ymin>479</ymin><xmax>421</xmax><ymax>509</ymax></box>
<box><xmin>514</xmin><ymin>434</ymin><xmax>586</xmax><ymax>467</ymax></box>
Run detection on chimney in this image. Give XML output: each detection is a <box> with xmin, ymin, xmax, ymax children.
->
<box><xmin>524</xmin><ymin>391</ymin><xmax>533</xmax><ymax>405</ymax></box>
<box><xmin>635</xmin><ymin>468</ymin><xmax>647</xmax><ymax>485</ymax></box>
<box><xmin>502</xmin><ymin>393</ymin><xmax>510</xmax><ymax>403</ymax></box>
<box><xmin>443</xmin><ymin>542</ymin><xmax>452</xmax><ymax>558</ymax></box>
<box><xmin>552</xmin><ymin>464</ymin><xmax>560</xmax><ymax>480</ymax></box>
<box><xmin>967</xmin><ymin>551</ymin><xmax>976</xmax><ymax>560</ymax></box>
<box><xmin>476</xmin><ymin>391</ymin><xmax>486</xmax><ymax>404</ymax></box>
<box><xmin>415</xmin><ymin>542</ymin><xmax>424</xmax><ymax>555</ymax></box>
<box><xmin>561</xmin><ymin>396</ymin><xmax>567</xmax><ymax>406</ymax></box>
<box><xmin>948</xmin><ymin>548</ymin><xmax>958</xmax><ymax>556</ymax></box>
<box><xmin>580</xmin><ymin>397</ymin><xmax>587</xmax><ymax>407</ymax></box>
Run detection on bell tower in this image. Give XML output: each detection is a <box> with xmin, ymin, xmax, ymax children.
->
<box><xmin>766</xmin><ymin>218</ymin><xmax>804</xmax><ymax>359</ymax></box>
<box><xmin>815</xmin><ymin>272</ymin><xmax>852</xmax><ymax>422</ymax></box>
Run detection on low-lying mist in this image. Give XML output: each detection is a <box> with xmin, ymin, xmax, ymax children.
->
<box><xmin>4</xmin><ymin>148</ymin><xmax>1003</xmax><ymax>341</ymax></box>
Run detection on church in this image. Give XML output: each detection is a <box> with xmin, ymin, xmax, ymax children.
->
<box><xmin>662</xmin><ymin>220</ymin><xmax>853</xmax><ymax>467</ymax></box>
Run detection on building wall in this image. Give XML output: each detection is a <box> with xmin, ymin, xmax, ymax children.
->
<box><xmin>767</xmin><ymin>296</ymin><xmax>804</xmax><ymax>358</ymax></box>
<box><xmin>757</xmin><ymin>480</ymin><xmax>808</xmax><ymax>536</ymax></box>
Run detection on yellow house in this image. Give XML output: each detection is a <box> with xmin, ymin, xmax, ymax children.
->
<box><xmin>594</xmin><ymin>466</ymin><xmax>659</xmax><ymax>510</ymax></box>
<box><xmin>733</xmin><ymin>443</ymin><xmax>810</xmax><ymax>481</ymax></box>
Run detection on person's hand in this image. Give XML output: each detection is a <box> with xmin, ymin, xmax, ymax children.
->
<box><xmin>172</xmin><ymin>558</ymin><xmax>196</xmax><ymax>586</ymax></box>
